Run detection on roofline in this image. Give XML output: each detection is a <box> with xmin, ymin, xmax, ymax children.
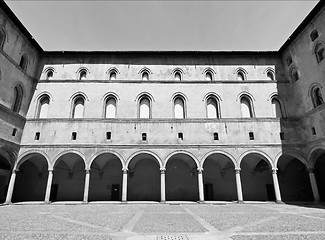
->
<box><xmin>279</xmin><ymin>0</ymin><xmax>324</xmax><ymax>53</ymax></box>
<box><xmin>0</xmin><ymin>0</ymin><xmax>43</xmax><ymax>53</ymax></box>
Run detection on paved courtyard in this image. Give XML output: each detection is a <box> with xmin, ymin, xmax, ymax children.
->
<box><xmin>0</xmin><ymin>202</ymin><xmax>325</xmax><ymax>240</ymax></box>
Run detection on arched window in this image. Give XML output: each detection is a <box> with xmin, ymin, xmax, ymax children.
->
<box><xmin>105</xmin><ymin>97</ymin><xmax>116</xmax><ymax>118</ymax></box>
<box><xmin>206</xmin><ymin>96</ymin><xmax>219</xmax><ymax>118</ymax></box>
<box><xmin>266</xmin><ymin>71</ymin><xmax>275</xmax><ymax>81</ymax></box>
<box><xmin>175</xmin><ymin>71</ymin><xmax>182</xmax><ymax>81</ymax></box>
<box><xmin>311</xmin><ymin>86</ymin><xmax>324</xmax><ymax>108</ymax></box>
<box><xmin>46</xmin><ymin>70</ymin><xmax>53</xmax><ymax>80</ymax></box>
<box><xmin>240</xmin><ymin>96</ymin><xmax>253</xmax><ymax>118</ymax></box>
<box><xmin>315</xmin><ymin>43</ymin><xmax>325</xmax><ymax>63</ymax></box>
<box><xmin>174</xmin><ymin>97</ymin><xmax>185</xmax><ymax>119</ymax></box>
<box><xmin>72</xmin><ymin>96</ymin><xmax>85</xmax><ymax>118</ymax></box>
<box><xmin>79</xmin><ymin>70</ymin><xmax>87</xmax><ymax>80</ymax></box>
<box><xmin>19</xmin><ymin>54</ymin><xmax>28</xmax><ymax>70</ymax></box>
<box><xmin>109</xmin><ymin>71</ymin><xmax>116</xmax><ymax>80</ymax></box>
<box><xmin>0</xmin><ymin>28</ymin><xmax>6</xmax><ymax>49</ymax></box>
<box><xmin>237</xmin><ymin>71</ymin><xmax>245</xmax><ymax>81</ymax></box>
<box><xmin>271</xmin><ymin>98</ymin><xmax>283</xmax><ymax>118</ymax></box>
<box><xmin>290</xmin><ymin>67</ymin><xmax>299</xmax><ymax>82</ymax></box>
<box><xmin>206</xmin><ymin>72</ymin><xmax>213</xmax><ymax>81</ymax></box>
<box><xmin>37</xmin><ymin>95</ymin><xmax>50</xmax><ymax>118</ymax></box>
<box><xmin>139</xmin><ymin>96</ymin><xmax>151</xmax><ymax>118</ymax></box>
<box><xmin>142</xmin><ymin>71</ymin><xmax>149</xmax><ymax>81</ymax></box>
<box><xmin>286</xmin><ymin>56</ymin><xmax>293</xmax><ymax>66</ymax></box>
<box><xmin>12</xmin><ymin>86</ymin><xmax>23</xmax><ymax>113</ymax></box>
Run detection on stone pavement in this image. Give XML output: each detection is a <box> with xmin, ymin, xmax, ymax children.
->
<box><xmin>0</xmin><ymin>202</ymin><xmax>325</xmax><ymax>239</ymax></box>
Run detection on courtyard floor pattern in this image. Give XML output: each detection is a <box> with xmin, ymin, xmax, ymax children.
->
<box><xmin>0</xmin><ymin>202</ymin><xmax>324</xmax><ymax>239</ymax></box>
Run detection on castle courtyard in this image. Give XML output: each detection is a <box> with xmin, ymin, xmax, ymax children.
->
<box><xmin>0</xmin><ymin>202</ymin><xmax>324</xmax><ymax>240</ymax></box>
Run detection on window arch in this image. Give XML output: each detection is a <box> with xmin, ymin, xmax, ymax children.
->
<box><xmin>139</xmin><ymin>95</ymin><xmax>151</xmax><ymax>118</ymax></box>
<box><xmin>36</xmin><ymin>95</ymin><xmax>50</xmax><ymax>118</ymax></box>
<box><xmin>315</xmin><ymin>43</ymin><xmax>325</xmax><ymax>63</ymax></box>
<box><xmin>46</xmin><ymin>69</ymin><xmax>54</xmax><ymax>80</ymax></box>
<box><xmin>19</xmin><ymin>54</ymin><xmax>28</xmax><ymax>70</ymax></box>
<box><xmin>174</xmin><ymin>96</ymin><xmax>186</xmax><ymax>119</ymax></box>
<box><xmin>79</xmin><ymin>69</ymin><xmax>87</xmax><ymax>80</ymax></box>
<box><xmin>310</xmin><ymin>29</ymin><xmax>319</xmax><ymax>41</ymax></box>
<box><xmin>12</xmin><ymin>85</ymin><xmax>23</xmax><ymax>113</ymax></box>
<box><xmin>286</xmin><ymin>55</ymin><xmax>293</xmax><ymax>66</ymax></box>
<box><xmin>174</xmin><ymin>71</ymin><xmax>182</xmax><ymax>81</ymax></box>
<box><xmin>109</xmin><ymin>71</ymin><xmax>117</xmax><ymax>80</ymax></box>
<box><xmin>290</xmin><ymin>66</ymin><xmax>299</xmax><ymax>82</ymax></box>
<box><xmin>206</xmin><ymin>96</ymin><xmax>220</xmax><ymax>118</ymax></box>
<box><xmin>105</xmin><ymin>96</ymin><xmax>117</xmax><ymax>118</ymax></box>
<box><xmin>72</xmin><ymin>95</ymin><xmax>85</xmax><ymax>118</ymax></box>
<box><xmin>311</xmin><ymin>86</ymin><xmax>324</xmax><ymax>108</ymax></box>
<box><xmin>205</xmin><ymin>71</ymin><xmax>213</xmax><ymax>81</ymax></box>
<box><xmin>142</xmin><ymin>71</ymin><xmax>149</xmax><ymax>81</ymax></box>
<box><xmin>271</xmin><ymin>97</ymin><xmax>284</xmax><ymax>118</ymax></box>
<box><xmin>266</xmin><ymin>71</ymin><xmax>275</xmax><ymax>81</ymax></box>
<box><xmin>0</xmin><ymin>28</ymin><xmax>6</xmax><ymax>49</ymax></box>
<box><xmin>240</xmin><ymin>95</ymin><xmax>254</xmax><ymax>118</ymax></box>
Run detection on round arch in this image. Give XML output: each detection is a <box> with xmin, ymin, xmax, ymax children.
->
<box><xmin>274</xmin><ymin>150</ymin><xmax>308</xmax><ymax>169</ymax></box>
<box><xmin>163</xmin><ymin>150</ymin><xmax>200</xmax><ymax>169</ymax></box>
<box><xmin>201</xmin><ymin>150</ymin><xmax>237</xmax><ymax>169</ymax></box>
<box><xmin>307</xmin><ymin>145</ymin><xmax>325</xmax><ymax>167</ymax></box>
<box><xmin>16</xmin><ymin>149</ymin><xmax>51</xmax><ymax>170</ymax></box>
<box><xmin>238</xmin><ymin>150</ymin><xmax>274</xmax><ymax>168</ymax></box>
<box><xmin>53</xmin><ymin>149</ymin><xmax>86</xmax><ymax>169</ymax></box>
<box><xmin>89</xmin><ymin>150</ymin><xmax>125</xmax><ymax>170</ymax></box>
<box><xmin>126</xmin><ymin>150</ymin><xmax>162</xmax><ymax>169</ymax></box>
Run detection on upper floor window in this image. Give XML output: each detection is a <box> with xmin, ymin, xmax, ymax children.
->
<box><xmin>0</xmin><ymin>28</ymin><xmax>6</xmax><ymax>49</ymax></box>
<box><xmin>142</xmin><ymin>71</ymin><xmax>149</xmax><ymax>81</ymax></box>
<box><xmin>72</xmin><ymin>96</ymin><xmax>85</xmax><ymax>118</ymax></box>
<box><xmin>206</xmin><ymin>72</ymin><xmax>213</xmax><ymax>81</ymax></box>
<box><xmin>12</xmin><ymin>85</ymin><xmax>23</xmax><ymax>113</ymax></box>
<box><xmin>174</xmin><ymin>96</ymin><xmax>185</xmax><ymax>119</ymax></box>
<box><xmin>271</xmin><ymin>97</ymin><xmax>284</xmax><ymax>118</ymax></box>
<box><xmin>37</xmin><ymin>95</ymin><xmax>50</xmax><ymax>118</ymax></box>
<box><xmin>266</xmin><ymin>71</ymin><xmax>275</xmax><ymax>81</ymax></box>
<box><xmin>310</xmin><ymin>30</ymin><xmax>319</xmax><ymax>41</ymax></box>
<box><xmin>79</xmin><ymin>70</ymin><xmax>87</xmax><ymax>80</ymax></box>
<box><xmin>290</xmin><ymin>66</ymin><xmax>299</xmax><ymax>82</ymax></box>
<box><xmin>236</xmin><ymin>69</ymin><xmax>246</xmax><ymax>81</ymax></box>
<box><xmin>139</xmin><ymin>96</ymin><xmax>151</xmax><ymax>118</ymax></box>
<box><xmin>105</xmin><ymin>97</ymin><xmax>117</xmax><ymax>118</ymax></box>
<box><xmin>175</xmin><ymin>71</ymin><xmax>182</xmax><ymax>81</ymax></box>
<box><xmin>286</xmin><ymin>56</ymin><xmax>293</xmax><ymax>66</ymax></box>
<box><xmin>311</xmin><ymin>86</ymin><xmax>324</xmax><ymax>108</ymax></box>
<box><xmin>19</xmin><ymin>54</ymin><xmax>28</xmax><ymax>71</ymax></box>
<box><xmin>109</xmin><ymin>71</ymin><xmax>116</xmax><ymax>80</ymax></box>
<box><xmin>315</xmin><ymin>43</ymin><xmax>325</xmax><ymax>63</ymax></box>
<box><xmin>240</xmin><ymin>95</ymin><xmax>254</xmax><ymax>118</ymax></box>
<box><xmin>46</xmin><ymin>70</ymin><xmax>54</xmax><ymax>80</ymax></box>
<box><xmin>206</xmin><ymin>96</ymin><xmax>220</xmax><ymax>118</ymax></box>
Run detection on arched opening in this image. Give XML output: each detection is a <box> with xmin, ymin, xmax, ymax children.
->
<box><xmin>139</xmin><ymin>96</ymin><xmax>150</xmax><ymax>119</ymax></box>
<box><xmin>127</xmin><ymin>153</ymin><xmax>160</xmax><ymax>201</ymax></box>
<box><xmin>240</xmin><ymin>153</ymin><xmax>274</xmax><ymax>201</ymax></box>
<box><xmin>19</xmin><ymin>54</ymin><xmax>28</xmax><ymax>70</ymax></box>
<box><xmin>266</xmin><ymin>71</ymin><xmax>274</xmax><ymax>81</ymax></box>
<box><xmin>12</xmin><ymin>153</ymin><xmax>48</xmax><ymax>202</ymax></box>
<box><xmin>12</xmin><ymin>85</ymin><xmax>23</xmax><ymax>113</ymax></box>
<box><xmin>312</xmin><ymin>149</ymin><xmax>325</xmax><ymax>201</ymax></box>
<box><xmin>311</xmin><ymin>86</ymin><xmax>324</xmax><ymax>108</ymax></box>
<box><xmin>166</xmin><ymin>153</ymin><xmax>199</xmax><ymax>201</ymax></box>
<box><xmin>277</xmin><ymin>154</ymin><xmax>313</xmax><ymax>202</ymax></box>
<box><xmin>271</xmin><ymin>98</ymin><xmax>283</xmax><ymax>118</ymax></box>
<box><xmin>109</xmin><ymin>71</ymin><xmax>116</xmax><ymax>80</ymax></box>
<box><xmin>174</xmin><ymin>97</ymin><xmax>185</xmax><ymax>119</ymax></box>
<box><xmin>72</xmin><ymin>96</ymin><xmax>85</xmax><ymax>118</ymax></box>
<box><xmin>89</xmin><ymin>153</ymin><xmax>122</xmax><ymax>201</ymax></box>
<box><xmin>237</xmin><ymin>71</ymin><xmax>245</xmax><ymax>81</ymax></box>
<box><xmin>290</xmin><ymin>67</ymin><xmax>299</xmax><ymax>82</ymax></box>
<box><xmin>240</xmin><ymin>96</ymin><xmax>253</xmax><ymax>118</ymax></box>
<box><xmin>46</xmin><ymin>70</ymin><xmax>53</xmax><ymax>80</ymax></box>
<box><xmin>203</xmin><ymin>153</ymin><xmax>236</xmax><ymax>201</ymax></box>
<box><xmin>52</xmin><ymin>153</ymin><xmax>85</xmax><ymax>201</ymax></box>
<box><xmin>37</xmin><ymin>95</ymin><xmax>50</xmax><ymax>118</ymax></box>
<box><xmin>105</xmin><ymin>97</ymin><xmax>116</xmax><ymax>118</ymax></box>
<box><xmin>0</xmin><ymin>149</ymin><xmax>12</xmax><ymax>203</ymax></box>
<box><xmin>142</xmin><ymin>72</ymin><xmax>149</xmax><ymax>81</ymax></box>
<box><xmin>0</xmin><ymin>28</ymin><xmax>5</xmax><ymax>49</ymax></box>
<box><xmin>315</xmin><ymin>43</ymin><xmax>325</xmax><ymax>63</ymax></box>
<box><xmin>79</xmin><ymin>70</ymin><xmax>87</xmax><ymax>80</ymax></box>
<box><xmin>206</xmin><ymin>96</ymin><xmax>219</xmax><ymax>118</ymax></box>
<box><xmin>174</xmin><ymin>72</ymin><xmax>182</xmax><ymax>81</ymax></box>
<box><xmin>206</xmin><ymin>72</ymin><xmax>213</xmax><ymax>81</ymax></box>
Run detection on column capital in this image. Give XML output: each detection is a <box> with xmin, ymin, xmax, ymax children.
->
<box><xmin>12</xmin><ymin>169</ymin><xmax>19</xmax><ymax>174</ymax></box>
<box><xmin>197</xmin><ymin>168</ymin><xmax>203</xmax><ymax>174</ymax></box>
<box><xmin>85</xmin><ymin>169</ymin><xmax>91</xmax><ymax>174</ymax></box>
<box><xmin>48</xmin><ymin>169</ymin><xmax>54</xmax><ymax>173</ymax></box>
<box><xmin>307</xmin><ymin>167</ymin><xmax>315</xmax><ymax>174</ymax></box>
<box><xmin>235</xmin><ymin>168</ymin><xmax>241</xmax><ymax>174</ymax></box>
<box><xmin>160</xmin><ymin>168</ymin><xmax>166</xmax><ymax>174</ymax></box>
<box><xmin>122</xmin><ymin>169</ymin><xmax>128</xmax><ymax>174</ymax></box>
<box><xmin>272</xmin><ymin>168</ymin><xmax>278</xmax><ymax>174</ymax></box>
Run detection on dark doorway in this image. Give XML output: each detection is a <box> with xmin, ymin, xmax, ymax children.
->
<box><xmin>111</xmin><ymin>184</ymin><xmax>120</xmax><ymax>201</ymax></box>
<box><xmin>204</xmin><ymin>183</ymin><xmax>214</xmax><ymax>200</ymax></box>
<box><xmin>266</xmin><ymin>184</ymin><xmax>276</xmax><ymax>201</ymax></box>
<box><xmin>50</xmin><ymin>184</ymin><xmax>58</xmax><ymax>202</ymax></box>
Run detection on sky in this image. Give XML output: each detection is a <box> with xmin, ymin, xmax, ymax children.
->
<box><xmin>4</xmin><ymin>1</ymin><xmax>319</xmax><ymax>51</ymax></box>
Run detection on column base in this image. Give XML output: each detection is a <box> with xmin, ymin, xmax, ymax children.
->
<box><xmin>44</xmin><ymin>201</ymin><xmax>51</xmax><ymax>204</ymax></box>
<box><xmin>197</xmin><ymin>200</ymin><xmax>205</xmax><ymax>204</ymax></box>
<box><xmin>160</xmin><ymin>201</ymin><xmax>166</xmax><ymax>204</ymax></box>
<box><xmin>276</xmin><ymin>200</ymin><xmax>284</xmax><ymax>204</ymax></box>
<box><xmin>4</xmin><ymin>201</ymin><xmax>11</xmax><ymax>205</ymax></box>
<box><xmin>82</xmin><ymin>201</ymin><xmax>89</xmax><ymax>204</ymax></box>
<box><xmin>237</xmin><ymin>200</ymin><xmax>244</xmax><ymax>204</ymax></box>
<box><xmin>313</xmin><ymin>200</ymin><xmax>320</xmax><ymax>204</ymax></box>
<box><xmin>121</xmin><ymin>200</ymin><xmax>127</xmax><ymax>204</ymax></box>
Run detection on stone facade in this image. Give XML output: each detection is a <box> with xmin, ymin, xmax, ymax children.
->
<box><xmin>0</xmin><ymin>1</ymin><xmax>325</xmax><ymax>204</ymax></box>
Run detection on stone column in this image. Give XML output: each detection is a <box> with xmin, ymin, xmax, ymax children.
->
<box><xmin>44</xmin><ymin>169</ymin><xmax>54</xmax><ymax>203</ymax></box>
<box><xmin>235</xmin><ymin>168</ymin><xmax>243</xmax><ymax>203</ymax></box>
<box><xmin>198</xmin><ymin>168</ymin><xmax>204</xmax><ymax>203</ymax></box>
<box><xmin>83</xmin><ymin>169</ymin><xmax>91</xmax><ymax>203</ymax></box>
<box><xmin>160</xmin><ymin>168</ymin><xmax>166</xmax><ymax>203</ymax></box>
<box><xmin>308</xmin><ymin>168</ymin><xmax>320</xmax><ymax>202</ymax></box>
<box><xmin>122</xmin><ymin>169</ymin><xmax>128</xmax><ymax>203</ymax></box>
<box><xmin>272</xmin><ymin>168</ymin><xmax>282</xmax><ymax>203</ymax></box>
<box><xmin>5</xmin><ymin>169</ymin><xmax>18</xmax><ymax>204</ymax></box>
